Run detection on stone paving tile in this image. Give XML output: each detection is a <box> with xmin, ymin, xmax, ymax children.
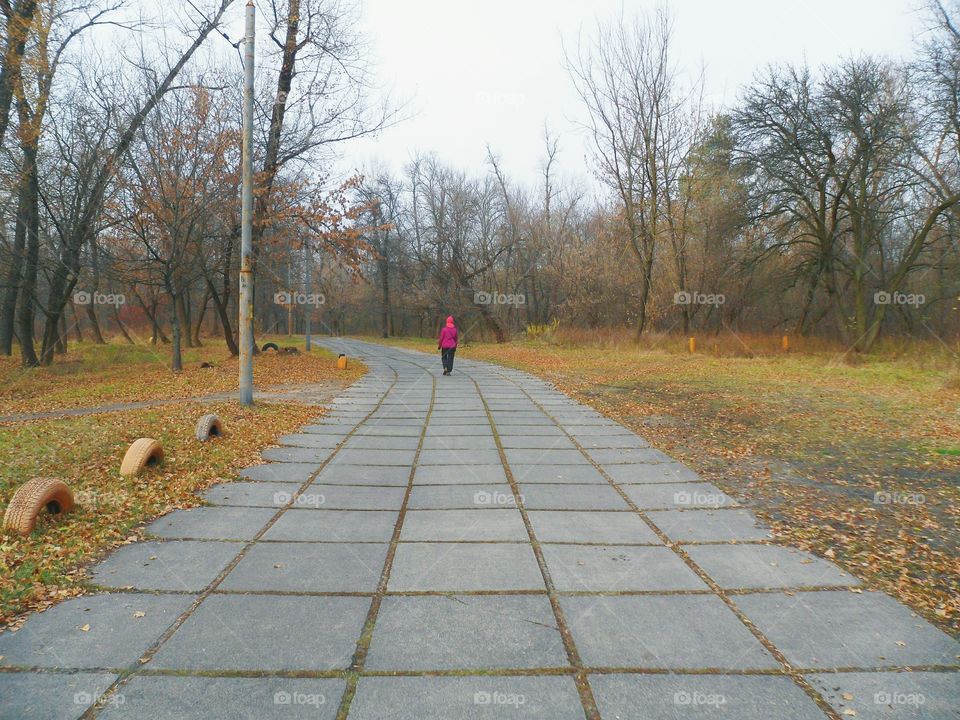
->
<box><xmin>150</xmin><ymin>595</ymin><xmax>370</xmax><ymax>671</ymax></box>
<box><xmin>315</xmin><ymin>464</ymin><xmax>411</xmax><ymax>486</ymax></box>
<box><xmin>0</xmin><ymin>672</ymin><xmax>117</xmax><ymax>720</ymax></box>
<box><xmin>493</xmin><ymin>424</ymin><xmax>568</xmax><ymax>436</ymax></box>
<box><xmin>389</xmin><ymin>543</ymin><xmax>545</xmax><ymax>591</ymax></box>
<box><xmin>576</xmin><ymin>434</ymin><xmax>649</xmax><ymax>449</ymax></box>
<box><xmin>590</xmin><ymin>674</ymin><xmax>828</xmax><ymax>720</ymax></box>
<box><xmin>240</xmin><ymin>462</ymin><xmax>320</xmax><ymax>483</ymax></box>
<box><xmin>528</xmin><ymin>510</ymin><xmax>662</xmax><ymax>544</ymax></box>
<box><xmin>203</xmin><ymin>480</ymin><xmax>303</xmax><ymax>507</ymax></box>
<box><xmin>605</xmin><ymin>462</ymin><xmax>702</xmax><ymax>484</ymax></box>
<box><xmin>0</xmin><ymin>593</ymin><xmax>196</xmax><ymax>669</ymax></box>
<box><xmin>407</xmin><ymin>484</ymin><xmax>517</xmax><ymax>509</ymax></box>
<box><xmin>543</xmin><ymin>544</ymin><xmax>707</xmax><ymax>592</ymax></box>
<box><xmin>421</xmin><ymin>435</ymin><xmax>498</xmax><ymax>450</ymax></box>
<box><xmin>364</xmin><ymin>595</ymin><xmax>567</xmax><ymax>670</ymax></box>
<box><xmin>686</xmin><ymin>544</ymin><xmax>860</xmax><ymax>589</ymax></box>
<box><xmin>807</xmin><ymin>672</ymin><xmax>960</xmax><ymax>719</ymax></box>
<box><xmin>261</xmin><ymin>447</ymin><xmax>333</xmax><ymax>463</ymax></box>
<box><xmin>343</xmin><ymin>435</ymin><xmax>422</xmax><ymax>450</ymax></box>
<box><xmin>620</xmin><ymin>482</ymin><xmax>738</xmax><ymax>510</ymax></box>
<box><xmin>499</xmin><ymin>435</ymin><xmax>578</xmax><ymax>449</ymax></box>
<box><xmin>505</xmin><ymin>448</ymin><xmax>591</xmax><ymax>465</ymax></box>
<box><xmin>296</xmin><ymin>484</ymin><xmax>407</xmax><ymax>510</ymax></box>
<box><xmin>566</xmin><ymin>426</ymin><xmax>637</xmax><ymax>437</ymax></box>
<box><xmin>518</xmin><ymin>483</ymin><xmax>628</xmax><ymax>510</ymax></box>
<box><xmin>348</xmin><ymin>676</ymin><xmax>585</xmax><ymax>720</ymax></box>
<box><xmin>327</xmin><ymin>448</ymin><xmax>417</xmax><ymax>466</ymax></box>
<box><xmin>413</xmin><ymin>464</ymin><xmax>507</xmax><ymax>485</ymax></box>
<box><xmin>646</xmin><ymin>508</ymin><xmax>773</xmax><ymax>543</ymax></box>
<box><xmin>586</xmin><ymin>448</ymin><xmax>674</xmax><ymax>465</ymax></box>
<box><xmin>98</xmin><ymin>676</ymin><xmax>345</xmax><ymax>720</ymax></box>
<box><xmin>425</xmin><ymin>424</ymin><xmax>497</xmax><ymax>436</ymax></box>
<box><xmin>493</xmin><ymin>416</ymin><xmax>556</xmax><ymax>426</ymax></box>
<box><xmin>510</xmin><ymin>464</ymin><xmax>608</xmax><ymax>484</ymax></box>
<box><xmin>430</xmin><ymin>414</ymin><xmax>489</xmax><ymax>425</ymax></box>
<box><xmin>89</xmin><ymin>540</ymin><xmax>240</xmax><ymax>591</ymax></box>
<box><xmin>353</xmin><ymin>425</ymin><xmax>422</xmax><ymax>437</ymax></box>
<box><xmin>560</xmin><ymin>595</ymin><xmax>779</xmax><ymax>670</ymax></box>
<box><xmin>147</xmin><ymin>507</ymin><xmax>277</xmax><ymax>540</ymax></box>
<box><xmin>219</xmin><ymin>542</ymin><xmax>388</xmax><ymax>592</ymax></box>
<box><xmin>418</xmin><ymin>449</ymin><xmax>503</xmax><ymax>465</ymax></box>
<box><xmin>278</xmin><ymin>433</ymin><xmax>343</xmax><ymax>449</ymax></box>
<box><xmin>735</xmin><ymin>591</ymin><xmax>960</xmax><ymax>668</ymax></box>
<box><xmin>400</xmin><ymin>509</ymin><xmax>529</xmax><ymax>541</ymax></box>
<box><xmin>263</xmin><ymin>509</ymin><xmax>398</xmax><ymax>542</ymax></box>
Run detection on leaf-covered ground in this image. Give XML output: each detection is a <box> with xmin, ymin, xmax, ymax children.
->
<box><xmin>0</xmin><ymin>336</ymin><xmax>358</xmax><ymax>415</ymax></box>
<box><xmin>376</xmin><ymin>335</ymin><xmax>960</xmax><ymax>636</ymax></box>
<box><xmin>0</xmin><ymin>338</ymin><xmax>364</xmax><ymax>628</ymax></box>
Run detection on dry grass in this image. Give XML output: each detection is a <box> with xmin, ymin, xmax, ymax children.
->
<box><xmin>0</xmin><ymin>336</ymin><xmax>362</xmax><ymax>415</ymax></box>
<box><xmin>0</xmin><ymin>335</ymin><xmax>366</xmax><ymax>628</ymax></box>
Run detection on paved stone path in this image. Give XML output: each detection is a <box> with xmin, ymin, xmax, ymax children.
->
<box><xmin>1</xmin><ymin>339</ymin><xmax>957</xmax><ymax>719</ymax></box>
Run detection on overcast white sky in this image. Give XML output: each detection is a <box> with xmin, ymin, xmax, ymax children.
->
<box><xmin>338</xmin><ymin>0</ymin><xmax>925</xmax><ymax>191</ymax></box>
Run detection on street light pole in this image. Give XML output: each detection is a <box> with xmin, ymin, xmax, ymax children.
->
<box><xmin>304</xmin><ymin>240</ymin><xmax>312</xmax><ymax>352</ymax></box>
<box><xmin>238</xmin><ymin>0</ymin><xmax>255</xmax><ymax>406</ymax></box>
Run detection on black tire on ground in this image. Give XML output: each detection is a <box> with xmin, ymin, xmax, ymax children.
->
<box><xmin>195</xmin><ymin>414</ymin><xmax>223</xmax><ymax>442</ymax></box>
<box><xmin>262</xmin><ymin>342</ymin><xmax>279</xmax><ymax>352</ymax></box>
<box><xmin>3</xmin><ymin>478</ymin><xmax>75</xmax><ymax>536</ymax></box>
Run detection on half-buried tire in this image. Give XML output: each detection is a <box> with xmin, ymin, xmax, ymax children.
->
<box><xmin>3</xmin><ymin>478</ymin><xmax>75</xmax><ymax>535</ymax></box>
<box><xmin>262</xmin><ymin>342</ymin><xmax>279</xmax><ymax>352</ymax></box>
<box><xmin>120</xmin><ymin>438</ymin><xmax>164</xmax><ymax>477</ymax></box>
<box><xmin>195</xmin><ymin>413</ymin><xmax>223</xmax><ymax>442</ymax></box>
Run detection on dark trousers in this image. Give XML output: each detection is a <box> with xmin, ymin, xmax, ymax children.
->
<box><xmin>441</xmin><ymin>347</ymin><xmax>456</xmax><ymax>373</ymax></box>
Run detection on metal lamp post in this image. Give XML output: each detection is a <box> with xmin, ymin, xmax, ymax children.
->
<box><xmin>238</xmin><ymin>0</ymin><xmax>255</xmax><ymax>406</ymax></box>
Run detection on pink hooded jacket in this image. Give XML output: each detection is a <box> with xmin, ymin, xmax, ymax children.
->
<box><xmin>438</xmin><ymin>316</ymin><xmax>458</xmax><ymax>349</ymax></box>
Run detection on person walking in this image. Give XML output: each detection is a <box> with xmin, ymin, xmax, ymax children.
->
<box><xmin>438</xmin><ymin>315</ymin><xmax>458</xmax><ymax>375</ymax></box>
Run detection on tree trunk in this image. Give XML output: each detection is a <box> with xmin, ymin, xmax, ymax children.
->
<box><xmin>55</xmin><ymin>312</ymin><xmax>67</xmax><ymax>354</ymax></box>
<box><xmin>85</xmin><ymin>302</ymin><xmax>106</xmax><ymax>343</ymax></box>
<box><xmin>176</xmin><ymin>291</ymin><xmax>194</xmax><ymax>348</ymax></box>
<box><xmin>0</xmin><ymin>191</ymin><xmax>26</xmax><ymax>356</ymax></box>
<box><xmin>135</xmin><ymin>289</ymin><xmax>169</xmax><ymax>344</ymax></box>
<box><xmin>16</xmin><ymin>143</ymin><xmax>39</xmax><ymax>367</ymax></box>
<box><xmin>113</xmin><ymin>304</ymin><xmax>134</xmax><ymax>344</ymax></box>
<box><xmin>166</xmin><ymin>278</ymin><xmax>183</xmax><ymax>372</ymax></box>
<box><xmin>379</xmin><ymin>258</ymin><xmax>390</xmax><ymax>338</ymax></box>
<box><xmin>206</xmin><ymin>276</ymin><xmax>238</xmax><ymax>355</ymax></box>
<box><xmin>70</xmin><ymin>300</ymin><xmax>83</xmax><ymax>342</ymax></box>
<box><xmin>193</xmin><ymin>287</ymin><xmax>209</xmax><ymax>346</ymax></box>
<box><xmin>0</xmin><ymin>0</ymin><xmax>37</xmax><ymax>148</ymax></box>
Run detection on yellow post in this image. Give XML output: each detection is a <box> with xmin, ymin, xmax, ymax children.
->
<box><xmin>337</xmin><ymin>354</ymin><xmax>348</xmax><ymax>370</ymax></box>
<box><xmin>688</xmin><ymin>337</ymin><xmax>696</xmax><ymax>353</ymax></box>
<box><xmin>782</xmin><ymin>335</ymin><xmax>789</xmax><ymax>352</ymax></box>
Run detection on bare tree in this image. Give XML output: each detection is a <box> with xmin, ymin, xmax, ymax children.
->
<box><xmin>567</xmin><ymin>7</ymin><xmax>696</xmax><ymax>337</ymax></box>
